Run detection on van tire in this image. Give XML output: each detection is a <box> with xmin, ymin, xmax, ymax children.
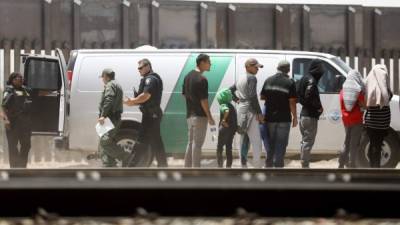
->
<box><xmin>115</xmin><ymin>128</ymin><xmax>154</xmax><ymax>167</ymax></box>
<box><xmin>355</xmin><ymin>128</ymin><xmax>400</xmax><ymax>168</ymax></box>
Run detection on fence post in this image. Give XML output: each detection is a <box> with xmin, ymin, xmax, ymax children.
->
<box><xmin>199</xmin><ymin>2</ymin><xmax>208</xmax><ymax>48</ymax></box>
<box><xmin>42</xmin><ymin>0</ymin><xmax>52</xmax><ymax>54</ymax></box>
<box><xmin>130</xmin><ymin>0</ymin><xmax>140</xmax><ymax>48</ymax></box>
<box><xmin>33</xmin><ymin>39</ymin><xmax>41</xmax><ymax>55</ymax></box>
<box><xmin>347</xmin><ymin>6</ymin><xmax>356</xmax><ymax>68</ymax></box>
<box><xmin>301</xmin><ymin>5</ymin><xmax>310</xmax><ymax>51</ymax></box>
<box><xmin>328</xmin><ymin>47</ymin><xmax>335</xmax><ymax>54</ymax></box>
<box><xmin>23</xmin><ymin>39</ymin><xmax>32</xmax><ymax>53</ymax></box>
<box><xmin>274</xmin><ymin>5</ymin><xmax>284</xmax><ymax>50</ymax></box>
<box><xmin>81</xmin><ymin>40</ymin><xmax>90</xmax><ymax>49</ymax></box>
<box><xmin>373</xmin><ymin>8</ymin><xmax>382</xmax><ymax>63</ymax></box>
<box><xmin>92</xmin><ymin>42</ymin><xmax>100</xmax><ymax>49</ymax></box>
<box><xmin>13</xmin><ymin>39</ymin><xmax>21</xmax><ymax>73</ymax></box>
<box><xmin>364</xmin><ymin>48</ymin><xmax>372</xmax><ymax>75</ymax></box>
<box><xmin>151</xmin><ymin>0</ymin><xmax>160</xmax><ymax>47</ymax></box>
<box><xmin>62</xmin><ymin>42</ymin><xmax>71</xmax><ymax>62</ymax></box>
<box><xmin>2</xmin><ymin>39</ymin><xmax>11</xmax><ymax>84</ymax></box>
<box><xmin>103</xmin><ymin>41</ymin><xmax>111</xmax><ymax>49</ymax></box>
<box><xmin>121</xmin><ymin>0</ymin><xmax>130</xmax><ymax>49</ymax></box>
<box><xmin>227</xmin><ymin>4</ymin><xmax>236</xmax><ymax>49</ymax></box>
<box><xmin>356</xmin><ymin>48</ymin><xmax>363</xmax><ymax>73</ymax></box>
<box><xmin>391</xmin><ymin>49</ymin><xmax>399</xmax><ymax>95</ymax></box>
<box><xmin>382</xmin><ymin>49</ymin><xmax>391</xmax><ymax>87</ymax></box>
<box><xmin>383</xmin><ymin>49</ymin><xmax>390</xmax><ymax>68</ymax></box>
<box><xmin>73</xmin><ymin>0</ymin><xmax>81</xmax><ymax>49</ymax></box>
<box><xmin>338</xmin><ymin>47</ymin><xmax>346</xmax><ymax>61</ymax></box>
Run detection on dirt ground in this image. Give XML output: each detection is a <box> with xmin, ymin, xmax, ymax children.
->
<box><xmin>0</xmin><ymin>136</ymin><xmax>398</xmax><ymax>169</ymax></box>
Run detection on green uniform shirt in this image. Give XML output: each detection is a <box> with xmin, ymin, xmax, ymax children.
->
<box><xmin>99</xmin><ymin>80</ymin><xmax>123</xmax><ymax>118</ymax></box>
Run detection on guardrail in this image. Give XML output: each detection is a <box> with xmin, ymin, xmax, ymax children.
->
<box><xmin>0</xmin><ymin>168</ymin><xmax>399</xmax><ymax>217</ymax></box>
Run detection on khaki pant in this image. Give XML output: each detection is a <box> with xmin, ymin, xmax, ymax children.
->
<box><xmin>184</xmin><ymin>116</ymin><xmax>208</xmax><ymax>168</ymax></box>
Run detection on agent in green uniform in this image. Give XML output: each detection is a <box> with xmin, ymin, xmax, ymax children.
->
<box><xmin>98</xmin><ymin>69</ymin><xmax>130</xmax><ymax>167</ymax></box>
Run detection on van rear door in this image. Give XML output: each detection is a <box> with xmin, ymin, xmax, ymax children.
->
<box><xmin>21</xmin><ymin>49</ymin><xmax>68</xmax><ymax>139</ymax></box>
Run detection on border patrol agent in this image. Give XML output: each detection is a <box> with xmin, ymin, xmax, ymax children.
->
<box><xmin>98</xmin><ymin>69</ymin><xmax>130</xmax><ymax>167</ymax></box>
<box><xmin>124</xmin><ymin>59</ymin><xmax>168</xmax><ymax>167</ymax></box>
<box><xmin>1</xmin><ymin>72</ymin><xmax>32</xmax><ymax>168</ymax></box>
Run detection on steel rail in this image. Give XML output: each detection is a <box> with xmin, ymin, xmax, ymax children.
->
<box><xmin>0</xmin><ymin>168</ymin><xmax>398</xmax><ymax>218</ymax></box>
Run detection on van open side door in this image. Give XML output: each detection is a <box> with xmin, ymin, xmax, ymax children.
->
<box><xmin>20</xmin><ymin>49</ymin><xmax>68</xmax><ymax>148</ymax></box>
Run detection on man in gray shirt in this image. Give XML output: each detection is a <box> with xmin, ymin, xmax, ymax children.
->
<box><xmin>235</xmin><ymin>58</ymin><xmax>264</xmax><ymax>168</ymax></box>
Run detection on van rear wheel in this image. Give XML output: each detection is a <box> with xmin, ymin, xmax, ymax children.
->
<box><xmin>115</xmin><ymin>128</ymin><xmax>154</xmax><ymax>167</ymax></box>
<box><xmin>355</xmin><ymin>128</ymin><xmax>400</xmax><ymax>168</ymax></box>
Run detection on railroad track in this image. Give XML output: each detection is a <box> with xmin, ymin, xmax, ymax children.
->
<box><xmin>0</xmin><ymin>168</ymin><xmax>399</xmax><ymax>217</ymax></box>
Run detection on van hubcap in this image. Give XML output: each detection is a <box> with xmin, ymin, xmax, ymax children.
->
<box><xmin>117</xmin><ymin>139</ymin><xmax>136</xmax><ymax>153</ymax></box>
<box><xmin>364</xmin><ymin>141</ymin><xmax>391</xmax><ymax>166</ymax></box>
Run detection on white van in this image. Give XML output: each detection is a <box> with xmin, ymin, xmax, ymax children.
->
<box><xmin>19</xmin><ymin>47</ymin><xmax>400</xmax><ymax>167</ymax></box>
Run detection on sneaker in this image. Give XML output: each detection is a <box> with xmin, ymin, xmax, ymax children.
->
<box><xmin>301</xmin><ymin>163</ymin><xmax>310</xmax><ymax>168</ymax></box>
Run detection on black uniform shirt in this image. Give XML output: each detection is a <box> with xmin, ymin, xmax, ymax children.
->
<box><xmin>2</xmin><ymin>85</ymin><xmax>32</xmax><ymax>121</ymax></box>
<box><xmin>260</xmin><ymin>72</ymin><xmax>296</xmax><ymax>122</ymax></box>
<box><xmin>138</xmin><ymin>72</ymin><xmax>163</xmax><ymax>110</ymax></box>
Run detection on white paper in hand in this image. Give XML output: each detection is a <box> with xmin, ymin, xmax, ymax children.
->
<box><xmin>95</xmin><ymin>118</ymin><xmax>115</xmax><ymax>137</ymax></box>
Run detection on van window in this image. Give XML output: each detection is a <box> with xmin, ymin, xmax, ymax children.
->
<box><xmin>25</xmin><ymin>59</ymin><xmax>61</xmax><ymax>90</ymax></box>
<box><xmin>292</xmin><ymin>58</ymin><xmax>344</xmax><ymax>93</ymax></box>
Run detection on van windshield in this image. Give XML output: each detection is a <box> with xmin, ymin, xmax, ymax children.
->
<box><xmin>331</xmin><ymin>57</ymin><xmax>351</xmax><ymax>74</ymax></box>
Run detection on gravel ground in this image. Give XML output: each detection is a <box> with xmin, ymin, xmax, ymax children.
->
<box><xmin>0</xmin><ymin>136</ymin><xmax>398</xmax><ymax>169</ymax></box>
<box><xmin>1</xmin><ymin>207</ymin><xmax>400</xmax><ymax>224</ymax></box>
<box><xmin>3</xmin><ymin>216</ymin><xmax>400</xmax><ymax>225</ymax></box>
<box><xmin>0</xmin><ymin>153</ymin><xmax>342</xmax><ymax>169</ymax></box>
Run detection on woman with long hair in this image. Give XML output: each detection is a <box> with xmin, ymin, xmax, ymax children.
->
<box><xmin>364</xmin><ymin>65</ymin><xmax>393</xmax><ymax>168</ymax></box>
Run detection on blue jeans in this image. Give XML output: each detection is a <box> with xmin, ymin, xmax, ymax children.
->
<box><xmin>240</xmin><ymin>123</ymin><xmax>270</xmax><ymax>166</ymax></box>
<box><xmin>266</xmin><ymin>122</ymin><xmax>291</xmax><ymax>167</ymax></box>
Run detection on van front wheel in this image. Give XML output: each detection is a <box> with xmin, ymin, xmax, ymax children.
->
<box><xmin>115</xmin><ymin>128</ymin><xmax>154</xmax><ymax>167</ymax></box>
<box><xmin>355</xmin><ymin>128</ymin><xmax>400</xmax><ymax>168</ymax></box>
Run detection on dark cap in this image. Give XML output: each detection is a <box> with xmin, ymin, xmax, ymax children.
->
<box><xmin>277</xmin><ymin>60</ymin><xmax>290</xmax><ymax>70</ymax></box>
<box><xmin>245</xmin><ymin>58</ymin><xmax>263</xmax><ymax>68</ymax></box>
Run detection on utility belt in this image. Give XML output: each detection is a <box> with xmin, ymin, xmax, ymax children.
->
<box><xmin>139</xmin><ymin>105</ymin><xmax>162</xmax><ymax>117</ymax></box>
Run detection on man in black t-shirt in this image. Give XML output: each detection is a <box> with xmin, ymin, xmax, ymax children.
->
<box><xmin>182</xmin><ymin>54</ymin><xmax>215</xmax><ymax>168</ymax></box>
<box><xmin>260</xmin><ymin>60</ymin><xmax>297</xmax><ymax>168</ymax></box>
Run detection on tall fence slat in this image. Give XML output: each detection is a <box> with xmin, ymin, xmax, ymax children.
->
<box><xmin>393</xmin><ymin>49</ymin><xmax>400</xmax><ymax>95</ymax></box>
<box><xmin>364</xmin><ymin>49</ymin><xmax>372</xmax><ymax>76</ymax></box>
<box><xmin>2</xmin><ymin>40</ymin><xmax>11</xmax><ymax>82</ymax></box>
<box><xmin>13</xmin><ymin>39</ymin><xmax>21</xmax><ymax>73</ymax></box>
<box><xmin>383</xmin><ymin>49</ymin><xmax>391</xmax><ymax>87</ymax></box>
